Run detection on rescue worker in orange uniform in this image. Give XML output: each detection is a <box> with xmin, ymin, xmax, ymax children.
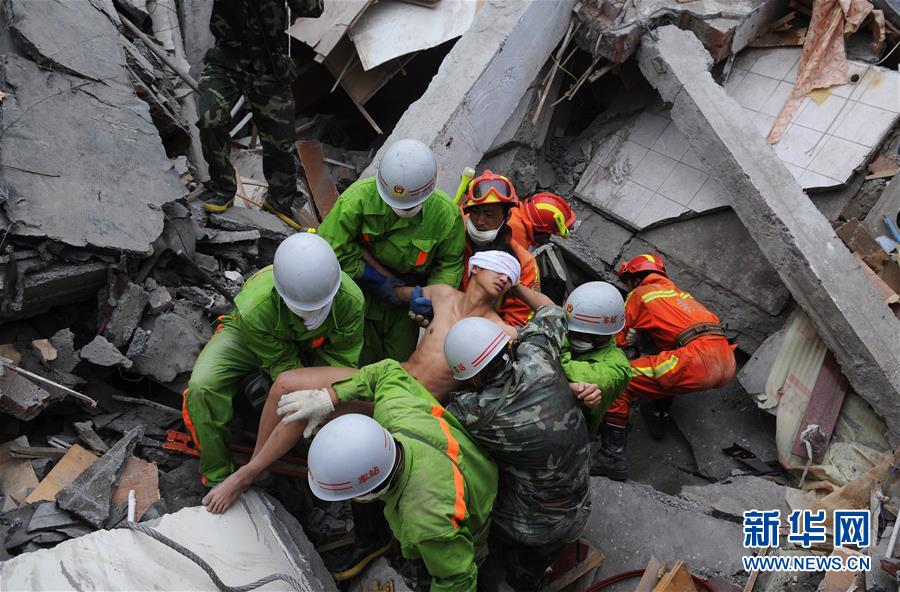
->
<box><xmin>593</xmin><ymin>253</ymin><xmax>736</xmax><ymax>481</ymax></box>
<box><xmin>460</xmin><ymin>170</ymin><xmax>540</xmax><ymax>327</ymax></box>
<box><xmin>507</xmin><ymin>192</ymin><xmax>577</xmax><ymax>251</ymax></box>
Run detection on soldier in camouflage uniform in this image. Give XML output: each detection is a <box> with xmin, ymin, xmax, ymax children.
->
<box><xmin>198</xmin><ymin>0</ymin><xmax>322</xmax><ymax>228</ymax></box>
<box><xmin>444</xmin><ymin>304</ymin><xmax>592</xmax><ymax>592</ymax></box>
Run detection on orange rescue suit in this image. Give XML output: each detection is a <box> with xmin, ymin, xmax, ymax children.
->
<box><xmin>606</xmin><ymin>273</ymin><xmax>736</xmax><ymax>423</ymax></box>
<box><xmin>507</xmin><ymin>206</ymin><xmax>535</xmax><ymax>251</ymax></box>
<box><xmin>462</xmin><ymin>240</ymin><xmax>540</xmax><ymax>328</ymax></box>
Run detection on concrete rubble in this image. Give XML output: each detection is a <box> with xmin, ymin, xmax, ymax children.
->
<box><xmin>0</xmin><ymin>0</ymin><xmax>899</xmax><ymax>589</ymax></box>
<box><xmin>0</xmin><ymin>490</ymin><xmax>337</xmax><ymax>592</ymax></box>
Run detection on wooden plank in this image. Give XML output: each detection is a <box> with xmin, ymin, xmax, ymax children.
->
<box><xmin>652</xmin><ymin>561</ymin><xmax>697</xmax><ymax>592</ymax></box>
<box><xmin>836</xmin><ymin>218</ymin><xmax>889</xmax><ymax>272</ymax></box>
<box><xmin>0</xmin><ymin>437</ymin><xmax>39</xmax><ymax>510</ymax></box>
<box><xmin>543</xmin><ymin>540</ymin><xmax>605</xmax><ymax>592</ymax></box>
<box><xmin>748</xmin><ymin>28</ymin><xmax>807</xmax><ymax>47</ymax></box>
<box><xmin>852</xmin><ymin>252</ymin><xmax>900</xmax><ymax>304</ymax></box>
<box><xmin>790</xmin><ymin>351</ymin><xmax>849</xmax><ymax>462</ymax></box>
<box><xmin>296</xmin><ymin>140</ymin><xmax>341</xmax><ymax>221</ymax></box>
<box><xmin>25</xmin><ymin>444</ymin><xmax>98</xmax><ymax>503</ymax></box>
<box><xmin>635</xmin><ymin>555</ymin><xmax>666</xmax><ymax>592</ymax></box>
<box><xmin>111</xmin><ymin>455</ymin><xmax>159</xmax><ymax>521</ymax></box>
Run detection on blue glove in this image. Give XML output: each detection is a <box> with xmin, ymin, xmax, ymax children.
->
<box><xmin>358</xmin><ymin>264</ymin><xmax>403</xmax><ymax>305</ymax></box>
<box><xmin>408</xmin><ymin>286</ymin><xmax>433</xmax><ymax>327</ymax></box>
<box><xmin>409</xmin><ymin>286</ymin><xmax>433</xmax><ymax>316</ymax></box>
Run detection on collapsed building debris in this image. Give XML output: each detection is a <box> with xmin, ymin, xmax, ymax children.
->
<box><xmin>0</xmin><ymin>0</ymin><xmax>899</xmax><ymax>589</ymax></box>
<box><xmin>637</xmin><ymin>25</ymin><xmax>900</xmax><ymax>444</ymax></box>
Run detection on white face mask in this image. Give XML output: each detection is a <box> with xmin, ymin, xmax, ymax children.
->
<box><xmin>568</xmin><ymin>336</ymin><xmax>594</xmax><ymax>353</ymax></box>
<box><xmin>287</xmin><ymin>300</ymin><xmax>333</xmax><ymax>330</ymax></box>
<box><xmin>391</xmin><ymin>204</ymin><xmax>423</xmax><ymax>218</ymax></box>
<box><xmin>466</xmin><ymin>217</ymin><xmax>501</xmax><ymax>245</ymax></box>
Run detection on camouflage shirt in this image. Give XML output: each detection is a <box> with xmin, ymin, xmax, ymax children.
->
<box><xmin>208</xmin><ymin>0</ymin><xmax>322</xmax><ymax>78</ymax></box>
<box><xmin>447</xmin><ymin>305</ymin><xmax>592</xmax><ymax>546</ymax></box>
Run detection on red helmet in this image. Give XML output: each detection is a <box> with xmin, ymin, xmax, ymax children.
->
<box><xmin>522</xmin><ymin>193</ymin><xmax>576</xmax><ymax>238</ymax></box>
<box><xmin>463</xmin><ymin>170</ymin><xmax>518</xmax><ymax>210</ymax></box>
<box><xmin>617</xmin><ymin>254</ymin><xmax>667</xmax><ymax>278</ymax></box>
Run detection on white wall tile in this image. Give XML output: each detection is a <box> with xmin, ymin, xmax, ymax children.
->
<box><xmin>806</xmin><ymin>135</ymin><xmax>870</xmax><ymax>181</ymax></box>
<box><xmin>831</xmin><ymin>102</ymin><xmax>895</xmax><ymax>147</ymax></box>
<box><xmin>657</xmin><ymin>163</ymin><xmax>708</xmax><ymax>206</ymax></box>
<box><xmin>651</xmin><ymin>122</ymin><xmax>690</xmax><ymax>161</ymax></box>
<box><xmin>731</xmin><ymin>72</ymin><xmax>781</xmax><ymax>111</ymax></box>
<box><xmin>628</xmin><ymin>150</ymin><xmax>678</xmax><ymax>192</ymax></box>
<box><xmin>793</xmin><ymin>94</ymin><xmax>847</xmax><ymax>133</ymax></box>
<box><xmin>759</xmin><ymin>81</ymin><xmax>794</xmax><ymax>117</ymax></box>
<box><xmin>688</xmin><ymin>176</ymin><xmax>728</xmax><ymax>212</ymax></box>
<box><xmin>749</xmin><ymin>48</ymin><xmax>801</xmax><ymax>80</ymax></box>
<box><xmin>772</xmin><ymin>124</ymin><xmax>824</xmax><ymax>168</ymax></box>
<box><xmin>628</xmin><ymin>112</ymin><xmax>671</xmax><ymax>149</ymax></box>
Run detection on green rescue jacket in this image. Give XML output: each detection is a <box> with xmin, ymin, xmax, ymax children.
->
<box><xmin>333</xmin><ymin>360</ymin><xmax>497</xmax><ymax>592</ymax></box>
<box><xmin>561</xmin><ymin>339</ymin><xmax>631</xmax><ymax>433</ymax></box>
<box><xmin>317</xmin><ymin>177</ymin><xmax>466</xmax><ymax>287</ymax></box>
<box><xmin>221</xmin><ymin>266</ymin><xmax>365</xmax><ymax>378</ymax></box>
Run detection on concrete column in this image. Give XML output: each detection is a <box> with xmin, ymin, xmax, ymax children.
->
<box><xmin>361</xmin><ymin>0</ymin><xmax>577</xmax><ymax>195</ymax></box>
<box><xmin>637</xmin><ymin>25</ymin><xmax>900</xmax><ymax>444</ymax></box>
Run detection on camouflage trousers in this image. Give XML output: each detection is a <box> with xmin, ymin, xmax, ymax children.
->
<box><xmin>197</xmin><ymin>50</ymin><xmax>299</xmax><ymax>210</ymax></box>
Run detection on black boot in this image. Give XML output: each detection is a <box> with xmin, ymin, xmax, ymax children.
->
<box><xmin>643</xmin><ymin>398</ymin><xmax>673</xmax><ymax>440</ymax></box>
<box><xmin>590</xmin><ymin>420</ymin><xmax>628</xmax><ymax>481</ymax></box>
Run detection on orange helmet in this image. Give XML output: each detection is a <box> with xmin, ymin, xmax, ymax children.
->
<box><xmin>522</xmin><ymin>193</ymin><xmax>576</xmax><ymax>238</ymax></box>
<box><xmin>463</xmin><ymin>170</ymin><xmax>518</xmax><ymax>210</ymax></box>
<box><xmin>618</xmin><ymin>254</ymin><xmax>667</xmax><ymax>278</ymax></box>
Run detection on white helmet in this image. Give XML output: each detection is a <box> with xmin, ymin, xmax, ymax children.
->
<box><xmin>376</xmin><ymin>139</ymin><xmax>437</xmax><ymax>210</ymax></box>
<box><xmin>564</xmin><ymin>281</ymin><xmax>626</xmax><ymax>335</ymax></box>
<box><xmin>273</xmin><ymin>233</ymin><xmax>342</xmax><ymax>311</ymax></box>
<box><xmin>307</xmin><ymin>414</ymin><xmax>396</xmax><ymax>502</ymax></box>
<box><xmin>444</xmin><ymin>317</ymin><xmax>511</xmax><ymax>380</ymax></box>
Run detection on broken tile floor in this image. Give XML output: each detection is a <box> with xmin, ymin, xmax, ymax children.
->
<box><xmin>1</xmin><ymin>0</ymin><xmax>900</xmax><ymax>590</ymax></box>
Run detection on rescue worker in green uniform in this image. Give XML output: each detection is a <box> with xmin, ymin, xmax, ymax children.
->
<box><xmin>514</xmin><ymin>281</ymin><xmax>631</xmax><ymax>473</ymax></box>
<box><xmin>317</xmin><ymin>139</ymin><xmax>465</xmax><ymax>364</ymax></box>
<box><xmin>197</xmin><ymin>0</ymin><xmax>323</xmax><ymax>228</ymax></box>
<box><xmin>182</xmin><ymin>233</ymin><xmax>364</xmax><ymax>487</ymax></box>
<box><xmin>305</xmin><ymin>359</ymin><xmax>498</xmax><ymax>592</ymax></box>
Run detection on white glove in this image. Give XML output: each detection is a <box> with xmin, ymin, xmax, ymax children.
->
<box><xmin>276</xmin><ymin>388</ymin><xmax>335</xmax><ymax>438</ymax></box>
<box><xmin>625</xmin><ymin>328</ymin><xmax>638</xmax><ymax>346</ymax></box>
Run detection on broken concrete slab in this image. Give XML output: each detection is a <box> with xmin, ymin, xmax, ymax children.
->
<box><xmin>208</xmin><ymin>207</ymin><xmax>293</xmax><ymax>241</ymax></box>
<box><xmin>0</xmin><ymin>365</ymin><xmax>51</xmax><ymax>421</ymax></box>
<box><xmin>0</xmin><ymin>260</ymin><xmax>109</xmax><ymax>322</ymax></box>
<box><xmin>102</xmin><ymin>282</ymin><xmax>150</xmax><ymax>348</ymax></box>
<box><xmin>47</xmin><ymin>329</ymin><xmax>78</xmax><ymax>375</ymax></box>
<box><xmin>158</xmin><ymin>459</ymin><xmax>205</xmax><ymax>513</ymax></box>
<box><xmin>582</xmin><ymin>477</ymin><xmax>746</xmax><ymax>579</ymax></box>
<box><xmin>0</xmin><ymin>436</ymin><xmax>38</xmax><ymax>511</ymax></box>
<box><xmin>57</xmin><ymin>426</ymin><xmax>143</xmax><ymax>528</ymax></box>
<box><xmin>670</xmin><ymin>381</ymin><xmax>779</xmax><ymax>480</ymax></box>
<box><xmin>0</xmin><ymin>53</ymin><xmax>182</xmax><ymax>254</ymax></box>
<box><xmin>680</xmin><ymin>476</ymin><xmax>793</xmax><ymax>522</ymax></box>
<box><xmin>6</xmin><ymin>0</ymin><xmax>125</xmax><ymax>82</ymax></box>
<box><xmin>130</xmin><ymin>305</ymin><xmax>211</xmax><ymax>384</ymax></box>
<box><xmin>25</xmin><ymin>444</ymin><xmax>97</xmax><ymax>504</ymax></box>
<box><xmin>146</xmin><ymin>286</ymin><xmax>174</xmax><ymax>314</ymax></box>
<box><xmin>638</xmin><ymin>26</ymin><xmax>900</xmax><ymax>445</ymax></box>
<box><xmin>79</xmin><ymin>335</ymin><xmax>133</xmax><ymax>369</ymax></box>
<box><xmin>638</xmin><ymin>210</ymin><xmax>791</xmax><ymax>317</ymax></box>
<box><xmin>575</xmin><ymin>0</ymin><xmax>787</xmax><ymax>64</ymax></box>
<box><xmin>0</xmin><ymin>490</ymin><xmax>339</xmax><ymax>592</ymax></box>
<box><xmin>25</xmin><ymin>501</ymin><xmax>79</xmax><ymax>533</ymax></box>
<box><xmin>73</xmin><ymin>421</ymin><xmax>109</xmax><ymax>453</ymax></box>
<box><xmin>361</xmin><ymin>0</ymin><xmax>577</xmax><ymax>196</ymax></box>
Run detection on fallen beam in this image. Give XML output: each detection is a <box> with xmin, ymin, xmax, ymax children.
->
<box><xmin>637</xmin><ymin>26</ymin><xmax>900</xmax><ymax>444</ymax></box>
<box><xmin>361</xmin><ymin>0</ymin><xmax>577</xmax><ymax>195</ymax></box>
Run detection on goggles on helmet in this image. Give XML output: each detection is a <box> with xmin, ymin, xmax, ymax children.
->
<box><xmin>534</xmin><ymin>203</ymin><xmax>571</xmax><ymax>238</ymax></box>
